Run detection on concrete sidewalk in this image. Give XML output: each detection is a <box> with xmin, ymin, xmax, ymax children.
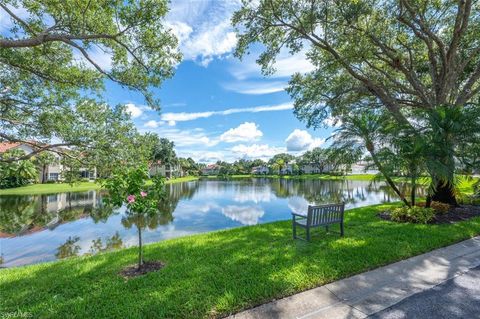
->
<box><xmin>228</xmin><ymin>236</ymin><xmax>480</xmax><ymax>319</ymax></box>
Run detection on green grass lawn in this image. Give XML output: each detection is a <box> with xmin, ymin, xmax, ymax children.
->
<box><xmin>2</xmin><ymin>203</ymin><xmax>480</xmax><ymax>318</ymax></box>
<box><xmin>0</xmin><ymin>176</ymin><xmax>199</xmax><ymax>196</ymax></box>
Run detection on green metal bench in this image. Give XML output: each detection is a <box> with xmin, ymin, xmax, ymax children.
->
<box><xmin>292</xmin><ymin>203</ymin><xmax>345</xmax><ymax>241</ymax></box>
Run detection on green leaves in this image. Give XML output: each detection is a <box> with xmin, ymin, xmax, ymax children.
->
<box><xmin>0</xmin><ymin>0</ymin><xmax>180</xmax><ymax>105</ymax></box>
<box><xmin>0</xmin><ymin>149</ymin><xmax>38</xmax><ymax>189</ymax></box>
<box><xmin>101</xmin><ymin>165</ymin><xmax>166</xmax><ymax>215</ymax></box>
<box><xmin>1</xmin><ymin>0</ymin><xmax>181</xmax><ymax>166</ymax></box>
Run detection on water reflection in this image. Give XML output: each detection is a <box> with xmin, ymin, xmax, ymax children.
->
<box><xmin>56</xmin><ymin>236</ymin><xmax>81</xmax><ymax>259</ymax></box>
<box><xmin>88</xmin><ymin>232</ymin><xmax>123</xmax><ymax>254</ymax></box>
<box><xmin>0</xmin><ymin>179</ymin><xmax>424</xmax><ymax>267</ymax></box>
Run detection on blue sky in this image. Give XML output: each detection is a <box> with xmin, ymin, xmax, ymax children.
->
<box><xmin>107</xmin><ymin>0</ymin><xmax>335</xmax><ymax>163</ymax></box>
<box><xmin>1</xmin><ymin>0</ymin><xmax>335</xmax><ymax>163</ymax></box>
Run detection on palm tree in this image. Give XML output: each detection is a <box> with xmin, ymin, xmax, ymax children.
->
<box><xmin>331</xmin><ymin>112</ymin><xmax>411</xmax><ymax>207</ymax></box>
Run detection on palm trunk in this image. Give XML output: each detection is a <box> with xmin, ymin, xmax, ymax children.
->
<box><xmin>431</xmin><ymin>180</ymin><xmax>457</xmax><ymax>206</ymax></box>
<box><xmin>410</xmin><ymin>175</ymin><xmax>416</xmax><ymax>207</ymax></box>
<box><xmin>369</xmin><ymin>150</ymin><xmax>411</xmax><ymax>207</ymax></box>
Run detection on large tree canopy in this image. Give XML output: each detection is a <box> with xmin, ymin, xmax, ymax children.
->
<box><xmin>233</xmin><ymin>0</ymin><xmax>480</xmax><ymax>204</ymax></box>
<box><xmin>0</xmin><ymin>0</ymin><xmax>181</xmax><ymax>159</ymax></box>
<box><xmin>233</xmin><ymin>0</ymin><xmax>480</xmax><ymax>119</ymax></box>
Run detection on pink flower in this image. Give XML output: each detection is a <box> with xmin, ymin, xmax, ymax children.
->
<box><xmin>140</xmin><ymin>191</ymin><xmax>147</xmax><ymax>197</ymax></box>
<box><xmin>127</xmin><ymin>195</ymin><xmax>136</xmax><ymax>203</ymax></box>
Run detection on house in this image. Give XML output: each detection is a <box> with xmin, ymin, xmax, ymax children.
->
<box><xmin>149</xmin><ymin>161</ymin><xmax>183</xmax><ymax>179</ymax></box>
<box><xmin>251</xmin><ymin>165</ymin><xmax>269</xmax><ymax>175</ymax></box>
<box><xmin>280</xmin><ymin>163</ymin><xmax>294</xmax><ymax>175</ymax></box>
<box><xmin>350</xmin><ymin>160</ymin><xmax>379</xmax><ymax>174</ymax></box>
<box><xmin>201</xmin><ymin>164</ymin><xmax>220</xmax><ymax>175</ymax></box>
<box><xmin>300</xmin><ymin>163</ymin><xmax>335</xmax><ymax>174</ymax></box>
<box><xmin>0</xmin><ymin>142</ymin><xmax>97</xmax><ymax>182</ymax></box>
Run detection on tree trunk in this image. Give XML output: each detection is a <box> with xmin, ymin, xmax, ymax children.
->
<box><xmin>137</xmin><ymin>226</ymin><xmax>143</xmax><ymax>269</ymax></box>
<box><xmin>410</xmin><ymin>176</ymin><xmax>416</xmax><ymax>207</ymax></box>
<box><xmin>42</xmin><ymin>164</ymin><xmax>47</xmax><ymax>183</ymax></box>
<box><xmin>431</xmin><ymin>180</ymin><xmax>458</xmax><ymax>206</ymax></box>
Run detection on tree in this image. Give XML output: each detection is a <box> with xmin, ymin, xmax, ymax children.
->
<box><xmin>33</xmin><ymin>152</ymin><xmax>56</xmax><ymax>183</ymax></box>
<box><xmin>177</xmin><ymin>157</ymin><xmax>202</xmax><ymax>176</ymax></box>
<box><xmin>0</xmin><ymin>149</ymin><xmax>37</xmax><ymax>188</ymax></box>
<box><xmin>331</xmin><ymin>111</ymin><xmax>411</xmax><ymax>206</ymax></box>
<box><xmin>299</xmin><ymin>147</ymin><xmax>329</xmax><ymax>173</ymax></box>
<box><xmin>101</xmin><ymin>166</ymin><xmax>166</xmax><ymax>270</ymax></box>
<box><xmin>233</xmin><ymin>0</ymin><xmax>480</xmax><ymax>204</ymax></box>
<box><xmin>1</xmin><ymin>0</ymin><xmax>180</xmax><ymax>157</ymax></box>
<box><xmin>268</xmin><ymin>153</ymin><xmax>295</xmax><ymax>174</ymax></box>
<box><xmin>150</xmin><ymin>137</ymin><xmax>177</xmax><ymax>178</ymax></box>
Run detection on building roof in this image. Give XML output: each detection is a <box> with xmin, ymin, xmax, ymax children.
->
<box><xmin>0</xmin><ymin>142</ymin><xmax>20</xmax><ymax>153</ymax></box>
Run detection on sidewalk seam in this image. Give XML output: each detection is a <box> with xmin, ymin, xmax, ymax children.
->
<box><xmin>324</xmin><ymin>285</ymin><xmax>369</xmax><ymax>317</ymax></box>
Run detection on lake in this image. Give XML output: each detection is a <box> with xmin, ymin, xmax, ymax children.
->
<box><xmin>0</xmin><ymin>178</ymin><xmax>417</xmax><ymax>267</ymax></box>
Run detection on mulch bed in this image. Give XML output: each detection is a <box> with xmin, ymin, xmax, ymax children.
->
<box><xmin>119</xmin><ymin>261</ymin><xmax>165</xmax><ymax>278</ymax></box>
<box><xmin>379</xmin><ymin>205</ymin><xmax>480</xmax><ymax>224</ymax></box>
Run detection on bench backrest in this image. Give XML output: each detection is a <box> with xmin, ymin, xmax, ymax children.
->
<box><xmin>307</xmin><ymin>203</ymin><xmax>345</xmax><ymax>226</ymax></box>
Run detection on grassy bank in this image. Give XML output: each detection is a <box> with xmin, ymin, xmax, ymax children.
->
<box><xmin>2</xmin><ymin>203</ymin><xmax>480</xmax><ymax>318</ymax></box>
<box><xmin>0</xmin><ymin>176</ymin><xmax>199</xmax><ymax>196</ymax></box>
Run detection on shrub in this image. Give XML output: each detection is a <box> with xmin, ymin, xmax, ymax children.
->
<box><xmin>457</xmin><ymin>194</ymin><xmax>480</xmax><ymax>205</ymax></box>
<box><xmin>417</xmin><ymin>201</ymin><xmax>451</xmax><ymax>214</ymax></box>
<box><xmin>390</xmin><ymin>206</ymin><xmax>436</xmax><ymax>224</ymax></box>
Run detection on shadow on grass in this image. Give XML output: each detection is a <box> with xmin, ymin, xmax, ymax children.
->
<box><xmin>1</xmin><ymin>203</ymin><xmax>480</xmax><ymax>318</ymax></box>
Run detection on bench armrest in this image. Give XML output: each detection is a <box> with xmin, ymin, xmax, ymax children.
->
<box><xmin>291</xmin><ymin>212</ymin><xmax>307</xmax><ymax>219</ymax></box>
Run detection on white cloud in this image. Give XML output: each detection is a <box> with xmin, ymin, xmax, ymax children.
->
<box><xmin>233</xmin><ymin>189</ymin><xmax>275</xmax><ymax>204</ymax></box>
<box><xmin>222</xmin><ymin>205</ymin><xmax>264</xmax><ymax>225</ymax></box>
<box><xmin>125</xmin><ymin>103</ymin><xmax>143</xmax><ymax>118</ymax></box>
<box><xmin>195</xmin><ymin>151</ymin><xmax>227</xmax><ymax>163</ymax></box>
<box><xmin>222</xmin><ymin>81</ymin><xmax>287</xmax><ymax>95</ymax></box>
<box><xmin>285</xmin><ymin>129</ymin><xmax>325</xmax><ymax>152</ymax></box>
<box><xmin>167</xmin><ymin>1</ymin><xmax>241</xmax><ymax>66</ymax></box>
<box><xmin>166</xmin><ymin>21</ymin><xmax>193</xmax><ymax>43</ymax></box>
<box><xmin>220</xmin><ymin>122</ymin><xmax>263</xmax><ymax>143</ymax></box>
<box><xmin>230</xmin><ymin>144</ymin><xmax>286</xmax><ymax>160</ymax></box>
<box><xmin>230</xmin><ymin>49</ymin><xmax>315</xmax><ymax>80</ymax></box>
<box><xmin>144</xmin><ymin>120</ymin><xmax>159</xmax><ymax>128</ymax></box>
<box><xmin>161</xmin><ymin>102</ymin><xmax>293</xmax><ymax>122</ymax></box>
<box><xmin>144</xmin><ymin>127</ymin><xmax>219</xmax><ymax>148</ymax></box>
<box><xmin>144</xmin><ymin>120</ymin><xmax>168</xmax><ymax>128</ymax></box>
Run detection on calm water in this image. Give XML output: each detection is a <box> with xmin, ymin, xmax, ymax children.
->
<box><xmin>0</xmin><ymin>178</ymin><xmax>416</xmax><ymax>267</ymax></box>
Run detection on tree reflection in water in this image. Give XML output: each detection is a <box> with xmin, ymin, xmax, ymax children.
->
<box><xmin>89</xmin><ymin>232</ymin><xmax>124</xmax><ymax>254</ymax></box>
<box><xmin>267</xmin><ymin>178</ymin><xmax>426</xmax><ymax>206</ymax></box>
<box><xmin>55</xmin><ymin>236</ymin><xmax>81</xmax><ymax>259</ymax></box>
<box><xmin>0</xmin><ymin>191</ymin><xmax>102</xmax><ymax>237</ymax></box>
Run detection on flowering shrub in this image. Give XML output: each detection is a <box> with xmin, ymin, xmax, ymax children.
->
<box><xmin>390</xmin><ymin>206</ymin><xmax>436</xmax><ymax>224</ymax></box>
<box><xmin>101</xmin><ymin>165</ymin><xmax>165</xmax><ymax>268</ymax></box>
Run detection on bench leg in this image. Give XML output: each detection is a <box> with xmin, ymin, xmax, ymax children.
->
<box><xmin>306</xmin><ymin>226</ymin><xmax>310</xmax><ymax>241</ymax></box>
<box><xmin>325</xmin><ymin>225</ymin><xmax>329</xmax><ymax>233</ymax></box>
<box><xmin>340</xmin><ymin>222</ymin><xmax>344</xmax><ymax>237</ymax></box>
<box><xmin>292</xmin><ymin>220</ymin><xmax>297</xmax><ymax>239</ymax></box>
